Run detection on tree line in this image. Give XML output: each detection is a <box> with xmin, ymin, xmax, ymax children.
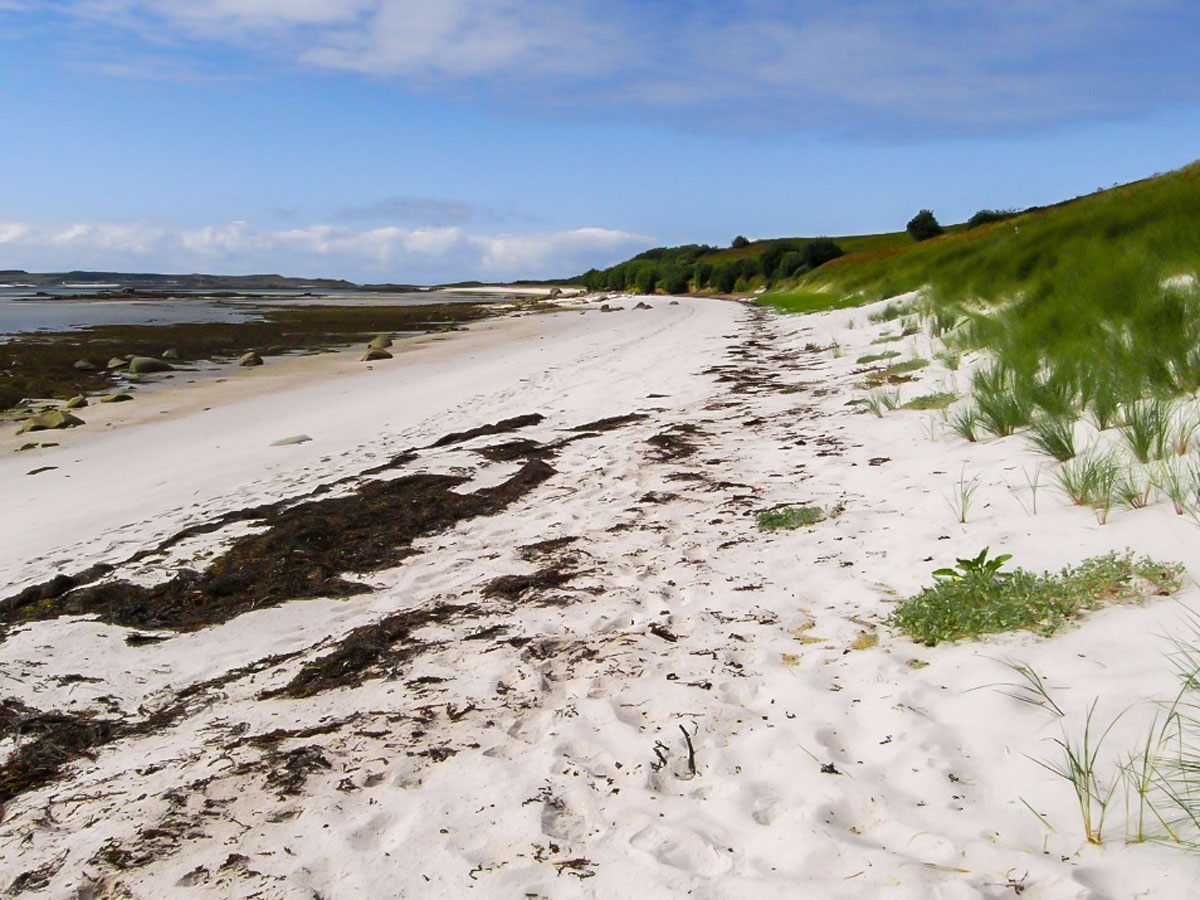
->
<box><xmin>577</xmin><ymin>238</ymin><xmax>844</xmax><ymax>294</ymax></box>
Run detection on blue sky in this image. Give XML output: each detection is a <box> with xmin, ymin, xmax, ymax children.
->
<box><xmin>2</xmin><ymin>0</ymin><xmax>1200</xmax><ymax>283</ymax></box>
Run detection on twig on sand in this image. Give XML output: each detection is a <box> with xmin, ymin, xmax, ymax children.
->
<box><xmin>679</xmin><ymin>724</ymin><xmax>698</xmax><ymax>776</ymax></box>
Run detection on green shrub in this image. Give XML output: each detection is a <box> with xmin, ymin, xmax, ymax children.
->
<box><xmin>888</xmin><ymin>551</ymin><xmax>1183</xmax><ymax>645</ymax></box>
<box><xmin>907</xmin><ymin>209</ymin><xmax>944</xmax><ymax>242</ymax></box>
<box><xmin>756</xmin><ymin>505</ymin><xmax>824</xmax><ymax>530</ymax></box>
<box><xmin>732</xmin><ymin>235</ymin><xmax>750</xmax><ymax>249</ymax></box>
<box><xmin>902</xmin><ymin>391</ymin><xmax>957</xmax><ymax>410</ymax></box>
<box><xmin>966</xmin><ymin>209</ymin><xmax>1018</xmax><ymax>229</ymax></box>
<box><xmin>803</xmin><ymin>238</ymin><xmax>844</xmax><ymax>270</ymax></box>
<box><xmin>856</xmin><ymin>350</ymin><xmax>901</xmax><ymax>364</ymax></box>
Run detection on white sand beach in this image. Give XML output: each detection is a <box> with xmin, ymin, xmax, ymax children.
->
<box><xmin>2</xmin><ymin>294</ymin><xmax>1199</xmax><ymax>898</ymax></box>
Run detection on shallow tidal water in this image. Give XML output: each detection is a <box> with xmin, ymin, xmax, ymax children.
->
<box><xmin>0</xmin><ymin>289</ymin><xmax>493</xmax><ymax>338</ymax></box>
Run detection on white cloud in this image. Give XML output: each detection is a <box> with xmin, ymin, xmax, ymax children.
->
<box><xmin>49</xmin><ymin>0</ymin><xmax>1196</xmax><ymax>133</ymax></box>
<box><xmin>0</xmin><ymin>219</ymin><xmax>651</xmax><ymax>282</ymax></box>
<box><xmin>471</xmin><ymin>228</ymin><xmax>651</xmax><ymax>275</ymax></box>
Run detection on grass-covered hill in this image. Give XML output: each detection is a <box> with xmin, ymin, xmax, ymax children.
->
<box><xmin>581</xmin><ymin>160</ymin><xmax>1200</xmax><ymax>447</ymax></box>
<box><xmin>778</xmin><ymin>160</ymin><xmax>1200</xmax><ymax>471</ymax></box>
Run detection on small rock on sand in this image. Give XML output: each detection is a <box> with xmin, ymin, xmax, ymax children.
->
<box><xmin>16</xmin><ymin>409</ymin><xmax>84</xmax><ymax>434</ymax></box>
<box><xmin>65</xmin><ymin>395</ymin><xmax>88</xmax><ymax>409</ymax></box>
<box><xmin>634</xmin><ymin>301</ymin><xmax>652</xmax><ymax>310</ymax></box>
<box><xmin>270</xmin><ymin>434</ymin><xmax>313</xmax><ymax>447</ymax></box>
<box><xmin>107</xmin><ymin>357</ymin><xmax>129</xmax><ymax>370</ymax></box>
<box><xmin>368</xmin><ymin>334</ymin><xmax>394</xmax><ymax>350</ymax></box>
<box><xmin>73</xmin><ymin>358</ymin><xmax>101</xmax><ymax>371</ymax></box>
<box><xmin>128</xmin><ymin>356</ymin><xmax>174</xmax><ymax>374</ymax></box>
<box><xmin>362</xmin><ymin>348</ymin><xmax>393</xmax><ymax>362</ymax></box>
<box><xmin>238</xmin><ymin>352</ymin><xmax>264</xmax><ymax>367</ymax></box>
<box><xmin>100</xmin><ymin>392</ymin><xmax>134</xmax><ymax>403</ymax></box>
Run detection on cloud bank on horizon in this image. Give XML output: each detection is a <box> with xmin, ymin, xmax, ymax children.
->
<box><xmin>3</xmin><ymin>0</ymin><xmax>1199</xmax><ymax>280</ymax></box>
<box><xmin>0</xmin><ymin>219</ymin><xmax>650</xmax><ymax>283</ymax></box>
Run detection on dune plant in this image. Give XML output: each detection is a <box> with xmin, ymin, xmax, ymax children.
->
<box><xmin>889</xmin><ymin>551</ymin><xmax>1182</xmax><ymax>646</ymax></box>
<box><xmin>975</xmin><ymin>388</ymin><xmax>1034</xmax><ymax>438</ymax></box>
<box><xmin>945</xmin><ymin>467</ymin><xmax>980</xmax><ymax>524</ymax></box>
<box><xmin>935</xmin><ymin>348</ymin><xmax>962</xmax><ymax>370</ymax></box>
<box><xmin>1089</xmin><ymin>379</ymin><xmax>1123</xmax><ymax>431</ymax></box>
<box><xmin>1037</xmin><ymin>701</ymin><xmax>1124</xmax><ymax>845</ymax></box>
<box><xmin>950</xmin><ymin>404</ymin><xmax>981</xmax><ymax>442</ymax></box>
<box><xmin>756</xmin><ymin>505</ymin><xmax>824</xmax><ymax>531</ymax></box>
<box><xmin>868</xmin><ymin>300</ymin><xmax>910</xmax><ymax>323</ymax></box>
<box><xmin>928</xmin><ymin>306</ymin><xmax>961</xmax><ymax>337</ymax></box>
<box><xmin>865</xmin><ymin>388</ymin><xmax>901</xmax><ymax>417</ymax></box>
<box><xmin>1170</xmin><ymin>409</ymin><xmax>1200</xmax><ymax>456</ymax></box>
<box><xmin>1030</xmin><ymin>375</ymin><xmax>1079</xmax><ymax>418</ymax></box>
<box><xmin>902</xmin><ymin>391</ymin><xmax>957</xmax><ymax>411</ymax></box>
<box><xmin>1092</xmin><ymin>461</ymin><xmax>1120</xmax><ymax>525</ymax></box>
<box><xmin>1121</xmin><ymin>399</ymin><xmax>1173</xmax><ymax>463</ymax></box>
<box><xmin>1115</xmin><ymin>465</ymin><xmax>1154</xmax><ymax>510</ymax></box>
<box><xmin>1055</xmin><ymin>451</ymin><xmax>1120</xmax><ymax>508</ymax></box>
<box><xmin>856</xmin><ymin>350</ymin><xmax>901</xmax><ymax>365</ymax></box>
<box><xmin>1027</xmin><ymin>415</ymin><xmax>1077</xmax><ymax>462</ymax></box>
<box><xmin>1152</xmin><ymin>457</ymin><xmax>1195</xmax><ymax>515</ymax></box>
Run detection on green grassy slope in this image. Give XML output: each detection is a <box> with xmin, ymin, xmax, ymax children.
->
<box><xmin>783</xmin><ymin>164</ymin><xmax>1199</xmax><ymax>309</ymax></box>
<box><xmin>784</xmin><ymin>161</ymin><xmax>1200</xmax><ymax>447</ymax></box>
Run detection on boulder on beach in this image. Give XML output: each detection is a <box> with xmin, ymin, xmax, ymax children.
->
<box><xmin>669</xmin><ymin>300</ymin><xmax>680</xmax><ymax>306</ymax></box>
<box><xmin>73</xmin><ymin>358</ymin><xmax>101</xmax><ymax>371</ymax></box>
<box><xmin>16</xmin><ymin>409</ymin><xmax>84</xmax><ymax>434</ymax></box>
<box><xmin>65</xmin><ymin>395</ymin><xmax>88</xmax><ymax>409</ymax></box>
<box><xmin>238</xmin><ymin>352</ymin><xmax>263</xmax><ymax>367</ymax></box>
<box><xmin>368</xmin><ymin>334</ymin><xmax>394</xmax><ymax>350</ymax></box>
<box><xmin>362</xmin><ymin>347</ymin><xmax>393</xmax><ymax>362</ymax></box>
<box><xmin>0</xmin><ymin>385</ymin><xmax>24</xmax><ymax>411</ymax></box>
<box><xmin>634</xmin><ymin>301</ymin><xmax>652</xmax><ymax>310</ymax></box>
<box><xmin>128</xmin><ymin>356</ymin><xmax>174</xmax><ymax>374</ymax></box>
<box><xmin>100</xmin><ymin>392</ymin><xmax>134</xmax><ymax>403</ymax></box>
<box><xmin>107</xmin><ymin>357</ymin><xmax>129</xmax><ymax>370</ymax></box>
<box><xmin>161</xmin><ymin>348</ymin><xmax>180</xmax><ymax>359</ymax></box>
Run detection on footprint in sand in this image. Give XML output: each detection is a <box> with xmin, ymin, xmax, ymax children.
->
<box><xmin>629</xmin><ymin>823</ymin><xmax>732</xmax><ymax>878</ymax></box>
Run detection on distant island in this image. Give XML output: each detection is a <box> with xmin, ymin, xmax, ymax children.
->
<box><xmin>0</xmin><ymin>269</ymin><xmax>421</xmax><ymax>293</ymax></box>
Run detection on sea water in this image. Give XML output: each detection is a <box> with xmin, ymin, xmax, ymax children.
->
<box><xmin>0</xmin><ymin>288</ymin><xmax>493</xmax><ymax>338</ymax></box>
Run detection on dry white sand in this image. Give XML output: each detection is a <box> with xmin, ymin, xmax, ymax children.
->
<box><xmin>1</xmin><ymin>294</ymin><xmax>1199</xmax><ymax>897</ymax></box>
